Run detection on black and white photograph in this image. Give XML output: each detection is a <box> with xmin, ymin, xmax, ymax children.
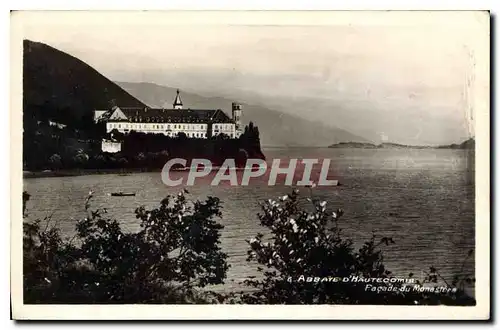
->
<box><xmin>10</xmin><ymin>10</ymin><xmax>490</xmax><ymax>320</ymax></box>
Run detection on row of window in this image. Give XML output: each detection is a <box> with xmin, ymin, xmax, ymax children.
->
<box><xmin>107</xmin><ymin>122</ymin><xmax>235</xmax><ymax>131</ymax></box>
<box><xmin>107</xmin><ymin>123</ymin><xmax>208</xmax><ymax>130</ymax></box>
<box><xmin>114</xmin><ymin>130</ymin><xmax>234</xmax><ymax>139</ymax></box>
<box><xmin>213</xmin><ymin>124</ymin><xmax>234</xmax><ymax>130</ymax></box>
<box><xmin>166</xmin><ymin>132</ymin><xmax>208</xmax><ymax>138</ymax></box>
<box><xmin>165</xmin><ymin>132</ymin><xmax>234</xmax><ymax>138</ymax></box>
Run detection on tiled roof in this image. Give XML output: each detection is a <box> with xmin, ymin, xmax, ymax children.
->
<box><xmin>112</xmin><ymin>107</ymin><xmax>234</xmax><ymax>124</ymax></box>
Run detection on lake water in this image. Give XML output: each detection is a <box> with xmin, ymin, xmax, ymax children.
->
<box><xmin>23</xmin><ymin>148</ymin><xmax>475</xmax><ymax>293</ymax></box>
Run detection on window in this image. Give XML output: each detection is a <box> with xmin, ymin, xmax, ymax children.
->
<box><xmin>118</xmin><ymin>124</ymin><xmax>121</xmax><ymax>128</ymax></box>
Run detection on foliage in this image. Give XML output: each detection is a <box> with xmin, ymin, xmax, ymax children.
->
<box><xmin>48</xmin><ymin>154</ymin><xmax>62</xmax><ymax>170</ymax></box>
<box><xmin>241</xmin><ymin>189</ymin><xmax>476</xmax><ymax>305</ymax></box>
<box><xmin>23</xmin><ymin>191</ymin><xmax>229</xmax><ymax>304</ymax></box>
<box><xmin>73</xmin><ymin>152</ymin><xmax>90</xmax><ymax>165</ymax></box>
<box><xmin>23</xmin><ymin>188</ymin><xmax>475</xmax><ymax>305</ymax></box>
<box><xmin>23</xmin><ymin>121</ymin><xmax>265</xmax><ymax>171</ymax></box>
<box><xmin>239</xmin><ymin>122</ymin><xmax>263</xmax><ymax>160</ymax></box>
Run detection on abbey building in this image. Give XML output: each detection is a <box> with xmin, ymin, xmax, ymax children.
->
<box><xmin>94</xmin><ymin>89</ymin><xmax>243</xmax><ymax>139</ymax></box>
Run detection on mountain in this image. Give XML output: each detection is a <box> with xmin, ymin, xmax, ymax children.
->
<box><xmin>328</xmin><ymin>142</ymin><xmax>378</xmax><ymax>149</ymax></box>
<box><xmin>459</xmin><ymin>138</ymin><xmax>475</xmax><ymax>149</ymax></box>
<box><xmin>23</xmin><ymin>40</ymin><xmax>145</xmax><ymax>126</ymax></box>
<box><xmin>22</xmin><ymin>39</ymin><xmax>368</xmax><ymax>147</ymax></box>
<box><xmin>328</xmin><ymin>138</ymin><xmax>476</xmax><ymax>149</ymax></box>
<box><xmin>116</xmin><ymin>82</ymin><xmax>369</xmax><ymax>147</ymax></box>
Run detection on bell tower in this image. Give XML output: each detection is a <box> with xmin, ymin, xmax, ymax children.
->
<box><xmin>173</xmin><ymin>89</ymin><xmax>183</xmax><ymax>110</ymax></box>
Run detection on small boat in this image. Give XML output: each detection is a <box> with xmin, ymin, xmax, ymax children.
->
<box><xmin>109</xmin><ymin>192</ymin><xmax>136</xmax><ymax>197</ymax></box>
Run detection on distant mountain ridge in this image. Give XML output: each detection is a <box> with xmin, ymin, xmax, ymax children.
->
<box><xmin>23</xmin><ymin>39</ymin><xmax>145</xmax><ymax>125</ymax></box>
<box><xmin>328</xmin><ymin>138</ymin><xmax>475</xmax><ymax>149</ymax></box>
<box><xmin>116</xmin><ymin>81</ymin><xmax>369</xmax><ymax>147</ymax></box>
<box><xmin>22</xmin><ymin>39</ymin><xmax>368</xmax><ymax>147</ymax></box>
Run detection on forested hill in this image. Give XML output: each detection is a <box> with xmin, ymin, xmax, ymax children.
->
<box><xmin>23</xmin><ymin>39</ymin><xmax>145</xmax><ymax>128</ymax></box>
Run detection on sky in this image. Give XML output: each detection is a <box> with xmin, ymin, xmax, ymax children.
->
<box><xmin>15</xmin><ymin>11</ymin><xmax>489</xmax><ymax>144</ymax></box>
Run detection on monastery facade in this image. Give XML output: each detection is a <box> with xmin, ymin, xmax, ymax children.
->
<box><xmin>94</xmin><ymin>89</ymin><xmax>243</xmax><ymax>139</ymax></box>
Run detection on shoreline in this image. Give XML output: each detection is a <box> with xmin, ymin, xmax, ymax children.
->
<box><xmin>23</xmin><ymin>168</ymin><xmax>157</xmax><ymax>179</ymax></box>
<box><xmin>23</xmin><ymin>166</ymin><xmax>264</xmax><ymax>179</ymax></box>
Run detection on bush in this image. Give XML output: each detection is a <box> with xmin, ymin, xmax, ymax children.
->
<box><xmin>240</xmin><ymin>189</ymin><xmax>475</xmax><ymax>305</ymax></box>
<box><xmin>48</xmin><ymin>154</ymin><xmax>62</xmax><ymax>170</ymax></box>
<box><xmin>22</xmin><ymin>189</ymin><xmax>475</xmax><ymax>305</ymax></box>
<box><xmin>73</xmin><ymin>152</ymin><xmax>89</xmax><ymax>165</ymax></box>
<box><xmin>23</xmin><ymin>191</ymin><xmax>229</xmax><ymax>304</ymax></box>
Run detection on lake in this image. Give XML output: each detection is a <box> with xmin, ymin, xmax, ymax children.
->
<box><xmin>23</xmin><ymin>148</ymin><xmax>475</xmax><ymax>293</ymax></box>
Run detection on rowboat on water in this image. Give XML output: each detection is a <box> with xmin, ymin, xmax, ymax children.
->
<box><xmin>109</xmin><ymin>192</ymin><xmax>136</xmax><ymax>197</ymax></box>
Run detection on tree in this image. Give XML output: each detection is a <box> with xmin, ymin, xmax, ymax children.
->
<box><xmin>73</xmin><ymin>152</ymin><xmax>89</xmax><ymax>166</ymax></box>
<box><xmin>241</xmin><ymin>189</ymin><xmax>475</xmax><ymax>305</ymax></box>
<box><xmin>23</xmin><ymin>189</ymin><xmax>474</xmax><ymax>305</ymax></box>
<box><xmin>23</xmin><ymin>191</ymin><xmax>229</xmax><ymax>303</ymax></box>
<box><xmin>177</xmin><ymin>132</ymin><xmax>188</xmax><ymax>140</ymax></box>
<box><xmin>215</xmin><ymin>133</ymin><xmax>230</xmax><ymax>140</ymax></box>
<box><xmin>48</xmin><ymin>154</ymin><xmax>62</xmax><ymax>170</ymax></box>
<box><xmin>118</xmin><ymin>157</ymin><xmax>129</xmax><ymax>167</ymax></box>
<box><xmin>110</xmin><ymin>129</ymin><xmax>124</xmax><ymax>141</ymax></box>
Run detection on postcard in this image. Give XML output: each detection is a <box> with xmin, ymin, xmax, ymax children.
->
<box><xmin>10</xmin><ymin>10</ymin><xmax>490</xmax><ymax>320</ymax></box>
